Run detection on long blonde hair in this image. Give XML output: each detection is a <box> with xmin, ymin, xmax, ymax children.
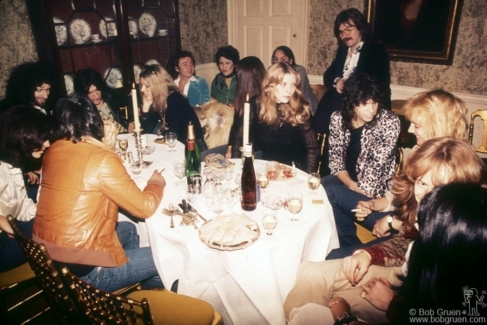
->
<box><xmin>139</xmin><ymin>65</ymin><xmax>179</xmax><ymax>117</ymax></box>
<box><xmin>259</xmin><ymin>62</ymin><xmax>310</xmax><ymax>127</ymax></box>
<box><xmin>404</xmin><ymin>89</ymin><xmax>467</xmax><ymax>140</ymax></box>
<box><xmin>392</xmin><ymin>137</ymin><xmax>483</xmax><ymax>231</ymax></box>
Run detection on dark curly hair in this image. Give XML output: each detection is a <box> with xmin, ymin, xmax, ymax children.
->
<box><xmin>333</xmin><ymin>8</ymin><xmax>371</xmax><ymax>43</ymax></box>
<box><xmin>1</xmin><ymin>62</ymin><xmax>57</xmax><ymax>112</ymax></box>
<box><xmin>0</xmin><ymin>105</ymin><xmax>51</xmax><ymax>171</ymax></box>
<box><xmin>340</xmin><ymin>73</ymin><xmax>385</xmax><ymax>130</ymax></box>
<box><xmin>214</xmin><ymin>45</ymin><xmax>240</xmax><ymax>66</ymax></box>
<box><xmin>271</xmin><ymin>46</ymin><xmax>297</xmax><ymax>66</ymax></box>
<box><xmin>52</xmin><ymin>93</ymin><xmax>104</xmax><ymax>143</ymax></box>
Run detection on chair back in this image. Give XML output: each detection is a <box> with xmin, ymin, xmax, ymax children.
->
<box><xmin>6</xmin><ymin>216</ymin><xmax>76</xmax><ymax>322</ymax></box>
<box><xmin>316</xmin><ymin>133</ymin><xmax>327</xmax><ymax>174</ymax></box>
<box><xmin>468</xmin><ymin>110</ymin><xmax>487</xmax><ymax>153</ymax></box>
<box><xmin>61</xmin><ymin>267</ymin><xmax>154</xmax><ymax>325</ymax></box>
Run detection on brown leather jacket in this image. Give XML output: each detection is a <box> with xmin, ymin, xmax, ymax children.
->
<box><xmin>33</xmin><ymin>138</ymin><xmax>164</xmax><ymax>267</ymax></box>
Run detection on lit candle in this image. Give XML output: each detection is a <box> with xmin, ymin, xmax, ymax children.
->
<box><xmin>243</xmin><ymin>94</ymin><xmax>250</xmax><ymax>146</ymax></box>
<box><xmin>131</xmin><ymin>83</ymin><xmax>141</xmax><ymax>132</ymax></box>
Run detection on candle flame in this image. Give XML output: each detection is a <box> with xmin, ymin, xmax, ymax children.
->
<box><xmin>132</xmin><ymin>83</ymin><xmax>136</xmax><ymax>89</ymax></box>
<box><xmin>246</xmin><ymin>94</ymin><xmax>249</xmax><ymax>102</ymax></box>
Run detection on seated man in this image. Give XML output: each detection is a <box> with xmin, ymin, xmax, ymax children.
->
<box><xmin>33</xmin><ymin>93</ymin><xmax>166</xmax><ymax>292</ymax></box>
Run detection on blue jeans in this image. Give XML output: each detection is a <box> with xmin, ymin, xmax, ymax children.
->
<box><xmin>0</xmin><ymin>219</ymin><xmax>34</xmax><ymax>272</ymax></box>
<box><xmin>323</xmin><ymin>175</ymin><xmax>389</xmax><ymax>247</ymax></box>
<box><xmin>81</xmin><ymin>222</ymin><xmax>163</xmax><ymax>292</ymax></box>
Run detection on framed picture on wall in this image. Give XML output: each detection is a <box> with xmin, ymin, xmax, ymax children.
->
<box><xmin>365</xmin><ymin>0</ymin><xmax>463</xmax><ymax>65</ymax></box>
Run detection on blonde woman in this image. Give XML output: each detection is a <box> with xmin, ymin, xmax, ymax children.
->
<box><xmin>138</xmin><ymin>65</ymin><xmax>205</xmax><ymax>146</ymax></box>
<box><xmin>232</xmin><ymin>62</ymin><xmax>319</xmax><ymax>173</ymax></box>
<box><xmin>328</xmin><ymin>89</ymin><xmax>469</xmax><ymax>253</ymax></box>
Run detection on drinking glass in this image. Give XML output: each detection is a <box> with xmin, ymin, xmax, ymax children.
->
<box><xmin>166</xmin><ymin>132</ymin><xmax>177</xmax><ymax>152</ymax></box>
<box><xmin>173</xmin><ymin>160</ymin><xmax>186</xmax><ymax>186</ymax></box>
<box><xmin>130</xmin><ymin>160</ymin><xmax>143</xmax><ymax>175</ymax></box>
<box><xmin>266</xmin><ymin>161</ymin><xmax>281</xmax><ymax>181</ymax></box>
<box><xmin>286</xmin><ymin>193</ymin><xmax>303</xmax><ymax>221</ymax></box>
<box><xmin>187</xmin><ymin>184</ymin><xmax>200</xmax><ymax>204</ymax></box>
<box><xmin>257</xmin><ymin>170</ymin><xmax>269</xmax><ymax>194</ymax></box>
<box><xmin>118</xmin><ymin>138</ymin><xmax>128</xmax><ymax>153</ymax></box>
<box><xmin>262</xmin><ymin>209</ymin><xmax>277</xmax><ymax>236</ymax></box>
<box><xmin>307</xmin><ymin>172</ymin><xmax>321</xmax><ymax>195</ymax></box>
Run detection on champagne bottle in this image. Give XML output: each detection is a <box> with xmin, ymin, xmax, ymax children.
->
<box><xmin>241</xmin><ymin>143</ymin><xmax>257</xmax><ymax>211</ymax></box>
<box><xmin>185</xmin><ymin>121</ymin><xmax>201</xmax><ymax>184</ymax></box>
<box><xmin>185</xmin><ymin>121</ymin><xmax>200</xmax><ymax>161</ymax></box>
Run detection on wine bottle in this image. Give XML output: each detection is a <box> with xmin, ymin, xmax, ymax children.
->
<box><xmin>241</xmin><ymin>143</ymin><xmax>257</xmax><ymax>211</ymax></box>
<box><xmin>185</xmin><ymin>121</ymin><xmax>201</xmax><ymax>184</ymax></box>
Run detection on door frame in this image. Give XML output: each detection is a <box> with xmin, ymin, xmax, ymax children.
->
<box><xmin>227</xmin><ymin>0</ymin><xmax>311</xmax><ymax>67</ymax></box>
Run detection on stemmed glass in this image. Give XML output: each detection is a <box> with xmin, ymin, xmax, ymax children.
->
<box><xmin>307</xmin><ymin>172</ymin><xmax>321</xmax><ymax>195</ymax></box>
<box><xmin>173</xmin><ymin>160</ymin><xmax>186</xmax><ymax>186</ymax></box>
<box><xmin>286</xmin><ymin>193</ymin><xmax>303</xmax><ymax>221</ymax></box>
<box><xmin>257</xmin><ymin>170</ymin><xmax>269</xmax><ymax>194</ymax></box>
<box><xmin>166</xmin><ymin>132</ymin><xmax>177</xmax><ymax>152</ymax></box>
<box><xmin>262</xmin><ymin>209</ymin><xmax>277</xmax><ymax>236</ymax></box>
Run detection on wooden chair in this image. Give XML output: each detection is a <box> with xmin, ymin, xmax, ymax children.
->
<box><xmin>62</xmin><ymin>266</ymin><xmax>222</xmax><ymax>325</ymax></box>
<box><xmin>469</xmin><ymin>109</ymin><xmax>487</xmax><ymax>153</ymax></box>
<box><xmin>6</xmin><ymin>215</ymin><xmax>77</xmax><ymax>323</ymax></box>
<box><xmin>316</xmin><ymin>133</ymin><xmax>327</xmax><ymax>174</ymax></box>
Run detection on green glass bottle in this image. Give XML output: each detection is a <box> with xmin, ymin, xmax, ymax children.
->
<box><xmin>185</xmin><ymin>121</ymin><xmax>201</xmax><ymax>184</ymax></box>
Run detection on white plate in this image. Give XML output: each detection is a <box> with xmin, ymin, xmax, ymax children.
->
<box><xmin>128</xmin><ymin>17</ymin><xmax>138</xmax><ymax>37</ymax></box>
<box><xmin>64</xmin><ymin>75</ymin><xmax>74</xmax><ymax>95</ymax></box>
<box><xmin>69</xmin><ymin>18</ymin><xmax>91</xmax><ymax>44</ymax></box>
<box><xmin>53</xmin><ymin>17</ymin><xmax>67</xmax><ymax>46</ymax></box>
<box><xmin>99</xmin><ymin>17</ymin><xmax>117</xmax><ymax>38</ymax></box>
<box><xmin>138</xmin><ymin>12</ymin><xmax>157</xmax><ymax>37</ymax></box>
<box><xmin>133</xmin><ymin>64</ymin><xmax>143</xmax><ymax>84</ymax></box>
<box><xmin>104</xmin><ymin>67</ymin><xmax>123</xmax><ymax>89</ymax></box>
<box><xmin>145</xmin><ymin>59</ymin><xmax>160</xmax><ymax>66</ymax></box>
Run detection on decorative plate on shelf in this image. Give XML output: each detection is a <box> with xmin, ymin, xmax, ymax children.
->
<box><xmin>145</xmin><ymin>59</ymin><xmax>160</xmax><ymax>66</ymax></box>
<box><xmin>128</xmin><ymin>17</ymin><xmax>138</xmax><ymax>38</ymax></box>
<box><xmin>138</xmin><ymin>12</ymin><xmax>157</xmax><ymax>37</ymax></box>
<box><xmin>199</xmin><ymin>213</ymin><xmax>260</xmax><ymax>251</ymax></box>
<box><xmin>64</xmin><ymin>75</ymin><xmax>74</xmax><ymax>95</ymax></box>
<box><xmin>69</xmin><ymin>18</ymin><xmax>91</xmax><ymax>44</ymax></box>
<box><xmin>103</xmin><ymin>67</ymin><xmax>123</xmax><ymax>89</ymax></box>
<box><xmin>99</xmin><ymin>17</ymin><xmax>117</xmax><ymax>39</ymax></box>
<box><xmin>133</xmin><ymin>64</ymin><xmax>143</xmax><ymax>84</ymax></box>
<box><xmin>53</xmin><ymin>17</ymin><xmax>67</xmax><ymax>46</ymax></box>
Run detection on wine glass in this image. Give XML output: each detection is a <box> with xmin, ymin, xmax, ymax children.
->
<box><xmin>266</xmin><ymin>161</ymin><xmax>281</xmax><ymax>181</ymax></box>
<box><xmin>286</xmin><ymin>193</ymin><xmax>303</xmax><ymax>221</ymax></box>
<box><xmin>173</xmin><ymin>160</ymin><xmax>186</xmax><ymax>186</ymax></box>
<box><xmin>187</xmin><ymin>184</ymin><xmax>200</xmax><ymax>204</ymax></box>
<box><xmin>130</xmin><ymin>160</ymin><xmax>143</xmax><ymax>175</ymax></box>
<box><xmin>257</xmin><ymin>171</ymin><xmax>269</xmax><ymax>194</ymax></box>
<box><xmin>307</xmin><ymin>172</ymin><xmax>321</xmax><ymax>195</ymax></box>
<box><xmin>262</xmin><ymin>209</ymin><xmax>277</xmax><ymax>236</ymax></box>
<box><xmin>166</xmin><ymin>132</ymin><xmax>177</xmax><ymax>152</ymax></box>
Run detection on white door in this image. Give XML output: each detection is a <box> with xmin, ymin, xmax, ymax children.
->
<box><xmin>228</xmin><ymin>0</ymin><xmax>310</xmax><ymax>67</ymax></box>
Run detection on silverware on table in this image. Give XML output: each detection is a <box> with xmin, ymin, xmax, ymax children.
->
<box><xmin>186</xmin><ymin>203</ymin><xmax>208</xmax><ymax>224</ymax></box>
<box><xmin>168</xmin><ymin>202</ymin><xmax>175</xmax><ymax>228</ymax></box>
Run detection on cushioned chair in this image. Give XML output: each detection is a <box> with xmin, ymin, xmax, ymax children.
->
<box><xmin>62</xmin><ymin>266</ymin><xmax>222</xmax><ymax>325</ymax></box>
<box><xmin>469</xmin><ymin>109</ymin><xmax>487</xmax><ymax>153</ymax></box>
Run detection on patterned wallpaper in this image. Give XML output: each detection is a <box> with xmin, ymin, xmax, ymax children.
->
<box><xmin>307</xmin><ymin>0</ymin><xmax>487</xmax><ymax>95</ymax></box>
<box><xmin>178</xmin><ymin>0</ymin><xmax>228</xmax><ymax>66</ymax></box>
<box><xmin>1</xmin><ymin>0</ymin><xmax>485</xmax><ymax>98</ymax></box>
<box><xmin>0</xmin><ymin>0</ymin><xmax>38</xmax><ymax>99</ymax></box>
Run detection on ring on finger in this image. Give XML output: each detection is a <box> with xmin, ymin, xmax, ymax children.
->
<box><xmin>360</xmin><ymin>291</ymin><xmax>367</xmax><ymax>299</ymax></box>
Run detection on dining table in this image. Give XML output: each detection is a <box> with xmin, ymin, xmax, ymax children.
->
<box><xmin>116</xmin><ymin>133</ymin><xmax>339</xmax><ymax>325</ymax></box>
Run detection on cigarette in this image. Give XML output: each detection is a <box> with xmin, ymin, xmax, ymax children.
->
<box><xmin>159</xmin><ymin>168</ymin><xmax>165</xmax><ymax>174</ymax></box>
<box><xmin>351</xmin><ymin>209</ymin><xmax>362</xmax><ymax>212</ymax></box>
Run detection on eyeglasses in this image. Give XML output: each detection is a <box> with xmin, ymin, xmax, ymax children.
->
<box><xmin>338</xmin><ymin>26</ymin><xmax>356</xmax><ymax>37</ymax></box>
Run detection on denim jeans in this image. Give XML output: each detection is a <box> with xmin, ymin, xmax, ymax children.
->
<box><xmin>323</xmin><ymin>175</ymin><xmax>389</xmax><ymax>247</ymax></box>
<box><xmin>81</xmin><ymin>222</ymin><xmax>163</xmax><ymax>292</ymax></box>
<box><xmin>0</xmin><ymin>219</ymin><xmax>34</xmax><ymax>272</ymax></box>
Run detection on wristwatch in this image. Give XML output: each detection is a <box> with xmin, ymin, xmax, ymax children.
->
<box><xmin>334</xmin><ymin>312</ymin><xmax>358</xmax><ymax>325</ymax></box>
<box><xmin>387</xmin><ymin>216</ymin><xmax>394</xmax><ymax>230</ymax></box>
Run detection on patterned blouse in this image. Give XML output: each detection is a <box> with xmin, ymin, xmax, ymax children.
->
<box><xmin>328</xmin><ymin>109</ymin><xmax>400</xmax><ymax>198</ymax></box>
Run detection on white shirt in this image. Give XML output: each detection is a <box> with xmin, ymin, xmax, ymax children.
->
<box><xmin>174</xmin><ymin>76</ymin><xmax>198</xmax><ymax>97</ymax></box>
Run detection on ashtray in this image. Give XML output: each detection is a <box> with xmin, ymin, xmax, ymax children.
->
<box><xmin>261</xmin><ymin>195</ymin><xmax>285</xmax><ymax>210</ymax></box>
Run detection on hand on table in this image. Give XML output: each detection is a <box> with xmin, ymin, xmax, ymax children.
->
<box><xmin>360</xmin><ymin>277</ymin><xmax>395</xmax><ymax>311</ymax></box>
<box><xmin>147</xmin><ymin>170</ymin><xmax>166</xmax><ymax>189</ymax></box>
<box><xmin>342</xmin><ymin>250</ymin><xmax>372</xmax><ymax>286</ymax></box>
<box><xmin>372</xmin><ymin>216</ymin><xmax>392</xmax><ymax>238</ymax></box>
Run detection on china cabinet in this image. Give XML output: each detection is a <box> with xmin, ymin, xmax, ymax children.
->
<box><xmin>26</xmin><ymin>0</ymin><xmax>181</xmax><ymax>118</ymax></box>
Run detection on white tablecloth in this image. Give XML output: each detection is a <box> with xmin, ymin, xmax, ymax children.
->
<box><xmin>118</xmin><ymin>134</ymin><xmax>339</xmax><ymax>325</ymax></box>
